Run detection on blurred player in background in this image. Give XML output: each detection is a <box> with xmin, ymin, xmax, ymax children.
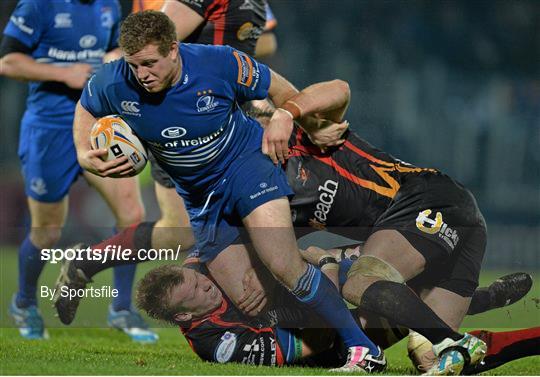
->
<box><xmin>132</xmin><ymin>0</ymin><xmax>276</xmax><ymax>59</ymax></box>
<box><xmin>0</xmin><ymin>0</ymin><xmax>156</xmax><ymax>342</ymax></box>
<box><xmin>129</xmin><ymin>0</ymin><xmax>277</xmax><ymax>251</ymax></box>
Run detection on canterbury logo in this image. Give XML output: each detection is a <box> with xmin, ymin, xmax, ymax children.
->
<box><xmin>121</xmin><ymin>101</ymin><xmax>139</xmax><ymax>113</ymax></box>
<box><xmin>416</xmin><ymin>209</ymin><xmax>443</xmax><ymax>234</ymax></box>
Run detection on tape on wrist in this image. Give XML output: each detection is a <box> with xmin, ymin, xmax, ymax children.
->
<box><xmin>281</xmin><ymin>100</ymin><xmax>303</xmax><ymax>119</ymax></box>
<box><xmin>318</xmin><ymin>255</ymin><xmax>338</xmax><ymax>269</ymax></box>
<box><xmin>276</xmin><ymin>107</ymin><xmax>294</xmax><ymax>120</ymax></box>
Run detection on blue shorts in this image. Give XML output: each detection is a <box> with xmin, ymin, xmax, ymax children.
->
<box><xmin>18</xmin><ymin>113</ymin><xmax>82</xmax><ymax>202</ymax></box>
<box><xmin>184</xmin><ymin>149</ymin><xmax>293</xmax><ymax>263</ymax></box>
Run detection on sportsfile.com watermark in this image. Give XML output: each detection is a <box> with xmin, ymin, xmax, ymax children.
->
<box><xmin>40</xmin><ymin>245</ymin><xmax>182</xmax><ymax>264</ymax></box>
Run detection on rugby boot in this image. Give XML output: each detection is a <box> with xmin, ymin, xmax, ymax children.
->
<box><xmin>330</xmin><ymin>345</ymin><xmax>387</xmax><ymax>373</ymax></box>
<box><xmin>423</xmin><ymin>333</ymin><xmax>487</xmax><ymax>375</ymax></box>
<box><xmin>487</xmin><ymin>273</ymin><xmax>532</xmax><ymax>308</ymax></box>
<box><xmin>107</xmin><ymin>305</ymin><xmax>159</xmax><ymax>343</ymax></box>
<box><xmin>468</xmin><ymin>272</ymin><xmax>533</xmax><ymax>315</ymax></box>
<box><xmin>9</xmin><ymin>295</ymin><xmax>49</xmax><ymax>339</ymax></box>
<box><xmin>52</xmin><ymin>243</ymin><xmax>93</xmax><ymax>325</ymax></box>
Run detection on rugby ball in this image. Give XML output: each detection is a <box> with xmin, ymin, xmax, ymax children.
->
<box><xmin>90</xmin><ymin>115</ymin><xmax>147</xmax><ymax>177</ymax></box>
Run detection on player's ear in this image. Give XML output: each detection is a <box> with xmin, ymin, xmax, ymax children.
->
<box><xmin>173</xmin><ymin>312</ymin><xmax>192</xmax><ymax>323</ymax></box>
<box><xmin>170</xmin><ymin>42</ymin><xmax>179</xmax><ymax>59</ymax></box>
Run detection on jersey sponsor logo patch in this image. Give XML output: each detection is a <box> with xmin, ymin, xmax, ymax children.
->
<box><xmin>215</xmin><ymin>332</ymin><xmax>237</xmax><ymax>363</ymax></box>
<box><xmin>249</xmin><ymin>184</ymin><xmax>278</xmax><ymax>200</ymax></box>
<box><xmin>233</xmin><ymin>51</ymin><xmax>254</xmax><ymax>87</ymax></box>
<box><xmin>120</xmin><ymin>101</ymin><xmax>140</xmax><ymax>116</ymax></box>
<box><xmin>30</xmin><ymin>178</ymin><xmax>47</xmax><ymax>196</ymax></box>
<box><xmin>79</xmin><ymin>35</ymin><xmax>97</xmax><ymax>49</ymax></box>
<box><xmin>237</xmin><ymin>22</ymin><xmax>264</xmax><ymax>41</ymax></box>
<box><xmin>100</xmin><ymin>7</ymin><xmax>114</xmax><ymax>28</ymax></box>
<box><xmin>416</xmin><ymin>209</ymin><xmax>460</xmax><ymax>249</ymax></box>
<box><xmin>47</xmin><ymin>47</ymin><xmax>106</xmax><ymax>62</ymax></box>
<box><xmin>239</xmin><ymin>0</ymin><xmax>254</xmax><ymax>10</ymax></box>
<box><xmin>54</xmin><ymin>13</ymin><xmax>72</xmax><ymax>28</ymax></box>
<box><xmin>10</xmin><ymin>16</ymin><xmax>34</xmax><ymax>35</ymax></box>
<box><xmin>161</xmin><ymin>127</ymin><xmax>187</xmax><ymax>139</ymax></box>
<box><xmin>309</xmin><ymin>179</ymin><xmax>338</xmax><ymax>230</ymax></box>
<box><xmin>241</xmin><ymin>336</ymin><xmax>277</xmax><ymax>366</ymax></box>
<box><xmin>182</xmin><ymin>0</ymin><xmax>204</xmax><ymax>7</ymax></box>
<box><xmin>152</xmin><ymin>125</ymin><xmax>226</xmax><ymax>149</ymax></box>
<box><xmin>295</xmin><ymin>162</ymin><xmax>310</xmax><ymax>186</ymax></box>
<box><xmin>196</xmin><ymin>94</ymin><xmax>219</xmax><ymax>112</ymax></box>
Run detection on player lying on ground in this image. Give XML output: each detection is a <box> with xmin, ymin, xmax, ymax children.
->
<box><xmin>134</xmin><ymin>257</ymin><xmax>539</xmax><ymax>373</ymax></box>
<box><xmin>57</xmin><ymin>74</ymin><xmax>531</xmax><ymax>373</ymax></box>
<box><xmin>52</xmin><ymin>235</ymin><xmax>536</xmax><ymax>371</ymax></box>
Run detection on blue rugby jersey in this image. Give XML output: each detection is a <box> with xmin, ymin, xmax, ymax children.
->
<box><xmin>81</xmin><ymin>43</ymin><xmax>271</xmax><ymax>197</ymax></box>
<box><xmin>3</xmin><ymin>0</ymin><xmax>121</xmax><ymax>124</ymax></box>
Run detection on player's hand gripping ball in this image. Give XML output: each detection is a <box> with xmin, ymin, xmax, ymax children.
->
<box><xmin>90</xmin><ymin>115</ymin><xmax>147</xmax><ymax>177</ymax></box>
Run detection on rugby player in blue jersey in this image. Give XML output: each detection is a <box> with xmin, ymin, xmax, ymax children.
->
<box><xmin>71</xmin><ymin>10</ymin><xmax>383</xmax><ymax>372</ymax></box>
<box><xmin>0</xmin><ymin>0</ymin><xmax>156</xmax><ymax>342</ymax></box>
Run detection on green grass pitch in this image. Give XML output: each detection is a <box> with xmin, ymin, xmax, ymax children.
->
<box><xmin>1</xmin><ymin>247</ymin><xmax>539</xmax><ymax>375</ymax></box>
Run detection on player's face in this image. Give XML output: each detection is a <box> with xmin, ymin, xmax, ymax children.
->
<box><xmin>124</xmin><ymin>43</ymin><xmax>181</xmax><ymax>93</ymax></box>
<box><xmin>168</xmin><ymin>269</ymin><xmax>223</xmax><ymax>319</ymax></box>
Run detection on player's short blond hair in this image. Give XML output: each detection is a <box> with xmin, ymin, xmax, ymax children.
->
<box><xmin>136</xmin><ymin>264</ymin><xmax>185</xmax><ymax>325</ymax></box>
<box><xmin>119</xmin><ymin>10</ymin><xmax>176</xmax><ymax>57</ymax></box>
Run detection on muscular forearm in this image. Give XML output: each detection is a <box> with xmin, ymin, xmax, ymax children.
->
<box><xmin>73</xmin><ymin>101</ymin><xmax>96</xmax><ymax>158</ymax></box>
<box><xmin>0</xmin><ymin>53</ymin><xmax>66</xmax><ymax>82</ymax></box>
<box><xmin>284</xmin><ymin>80</ymin><xmax>351</xmax><ymax>123</ymax></box>
<box><xmin>267</xmin><ymin>69</ymin><xmax>299</xmax><ymax>108</ymax></box>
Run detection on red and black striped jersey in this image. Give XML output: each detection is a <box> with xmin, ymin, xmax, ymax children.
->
<box><xmin>181</xmin><ymin>0</ymin><xmax>266</xmax><ymax>56</ymax></box>
<box><xmin>286</xmin><ymin>128</ymin><xmax>437</xmax><ymax>238</ymax></box>
<box><xmin>132</xmin><ymin>0</ymin><xmax>266</xmax><ymax>56</ymax></box>
<box><xmin>180</xmin><ymin>296</ymin><xmax>286</xmax><ymax>366</ymax></box>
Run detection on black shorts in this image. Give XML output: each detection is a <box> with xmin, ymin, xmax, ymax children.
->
<box><xmin>148</xmin><ymin>150</ymin><xmax>176</xmax><ymax>189</ymax></box>
<box><xmin>372</xmin><ymin>172</ymin><xmax>487</xmax><ymax>297</ymax></box>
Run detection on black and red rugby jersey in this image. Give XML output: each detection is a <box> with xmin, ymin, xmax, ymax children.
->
<box><xmin>132</xmin><ymin>0</ymin><xmax>266</xmax><ymax>56</ymax></box>
<box><xmin>180</xmin><ymin>296</ymin><xmax>285</xmax><ymax>366</ymax></box>
<box><xmin>181</xmin><ymin>0</ymin><xmax>266</xmax><ymax>56</ymax></box>
<box><xmin>286</xmin><ymin>127</ymin><xmax>437</xmax><ymax>238</ymax></box>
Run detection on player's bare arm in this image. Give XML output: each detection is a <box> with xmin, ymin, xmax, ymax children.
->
<box><xmin>0</xmin><ymin>52</ymin><xmax>92</xmax><ymax>89</ymax></box>
<box><xmin>262</xmin><ymin>69</ymin><xmax>299</xmax><ymax>163</ymax></box>
<box><xmin>161</xmin><ymin>0</ymin><xmax>205</xmax><ymax>40</ymax></box>
<box><xmin>73</xmin><ymin>101</ymin><xmax>133</xmax><ymax>177</ymax></box>
<box><xmin>300</xmin><ymin>246</ymin><xmax>340</xmax><ymax>288</ymax></box>
<box><xmin>298</xmin><ymin>79</ymin><xmax>351</xmax><ymax>122</ymax></box>
<box><xmin>288</xmin><ymin>80</ymin><xmax>352</xmax><ymax>149</ymax></box>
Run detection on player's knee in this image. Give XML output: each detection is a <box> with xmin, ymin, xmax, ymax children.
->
<box><xmin>116</xmin><ymin>202</ymin><xmax>145</xmax><ymax>227</ymax></box>
<box><xmin>342</xmin><ymin>278</ymin><xmax>365</xmax><ymax>305</ymax></box>
<box><xmin>30</xmin><ymin>226</ymin><xmax>63</xmax><ymax>249</ymax></box>
<box><xmin>347</xmin><ymin>255</ymin><xmax>404</xmax><ymax>284</ymax></box>
<box><xmin>343</xmin><ymin>255</ymin><xmax>405</xmax><ymax>304</ymax></box>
